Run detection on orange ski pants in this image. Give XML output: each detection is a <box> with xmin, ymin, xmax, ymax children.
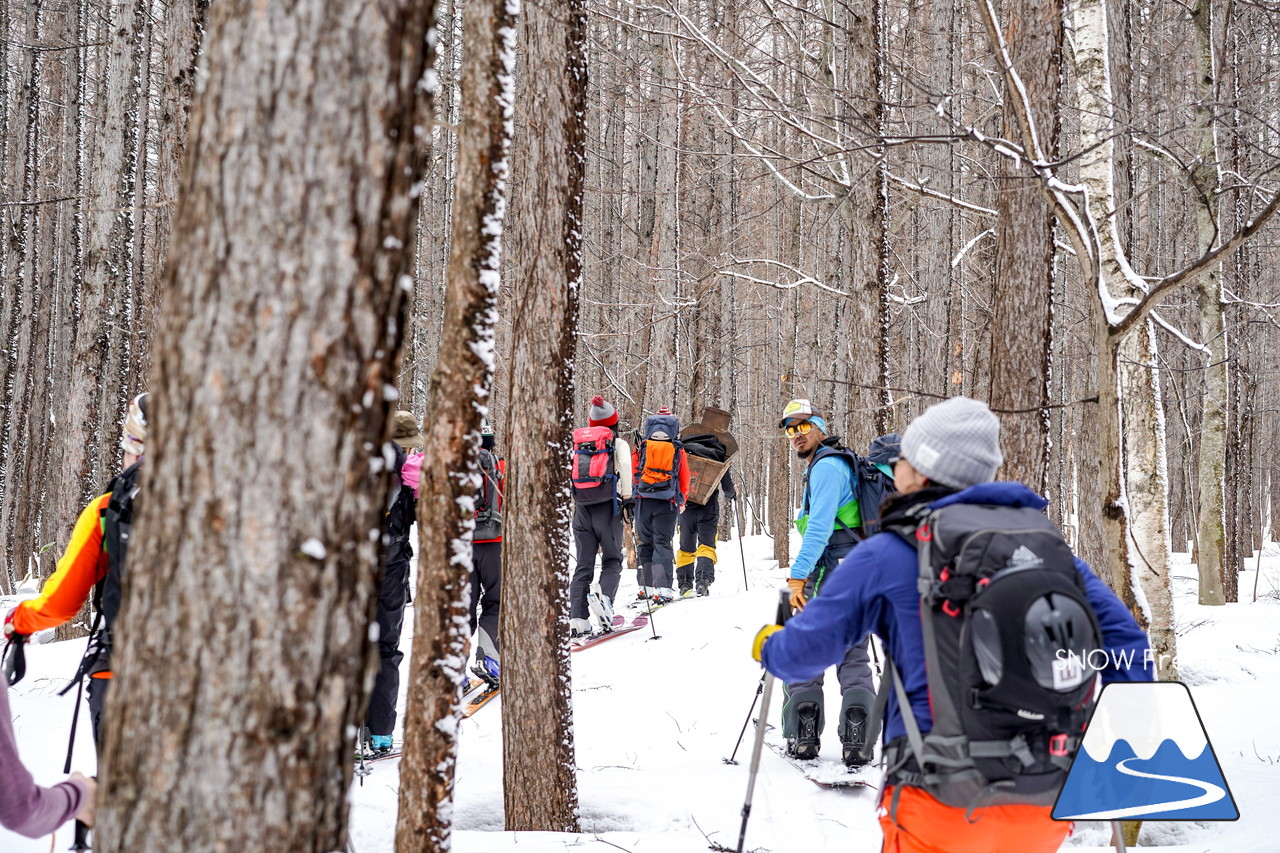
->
<box><xmin>879</xmin><ymin>785</ymin><xmax>1071</xmax><ymax>853</ymax></box>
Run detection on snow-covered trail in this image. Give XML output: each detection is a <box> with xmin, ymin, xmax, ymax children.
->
<box><xmin>7</xmin><ymin>540</ymin><xmax>1280</xmax><ymax>852</ymax></box>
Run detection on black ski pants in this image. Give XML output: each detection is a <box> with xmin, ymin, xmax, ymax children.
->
<box><xmin>368</xmin><ymin>558</ymin><xmax>410</xmax><ymax>737</ymax></box>
<box><xmin>571</xmin><ymin>501</ymin><xmax>623</xmax><ymax>620</ymax></box>
<box><xmin>677</xmin><ymin>495</ymin><xmax>720</xmax><ymax>586</ymax></box>
<box><xmin>469</xmin><ymin>541</ymin><xmax>502</xmax><ymax>655</ymax></box>
<box><xmin>636</xmin><ymin>499</ymin><xmax>678</xmax><ymax>591</ymax></box>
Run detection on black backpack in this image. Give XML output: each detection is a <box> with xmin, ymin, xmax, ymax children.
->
<box><xmin>803</xmin><ymin>441</ymin><xmax>895</xmax><ymax>537</ymax></box>
<box><xmin>879</xmin><ymin>501</ymin><xmax>1103</xmax><ymax>810</ymax></box>
<box><xmin>474</xmin><ymin>447</ymin><xmax>503</xmax><ymax>540</ymax></box>
<box><xmin>97</xmin><ymin>461</ymin><xmax>143</xmax><ymax>633</ymax></box>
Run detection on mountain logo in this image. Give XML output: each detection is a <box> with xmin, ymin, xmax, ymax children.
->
<box><xmin>1052</xmin><ymin>682</ymin><xmax>1239</xmax><ymax>821</ymax></box>
<box><xmin>1007</xmin><ymin>545</ymin><xmax>1041</xmax><ymax>568</ymax></box>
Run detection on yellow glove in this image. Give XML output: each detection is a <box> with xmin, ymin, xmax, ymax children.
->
<box><xmin>752</xmin><ymin>624</ymin><xmax>782</xmax><ymax>662</ymax></box>
<box><xmin>787</xmin><ymin>577</ymin><xmax>808</xmax><ymax>611</ymax></box>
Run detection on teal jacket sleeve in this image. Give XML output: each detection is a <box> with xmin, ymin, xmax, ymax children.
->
<box><xmin>789</xmin><ymin>457</ymin><xmax>849</xmax><ymax>580</ymax></box>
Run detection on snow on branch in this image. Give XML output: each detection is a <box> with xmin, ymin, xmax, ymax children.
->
<box><xmin>1149</xmin><ymin>311</ymin><xmax>1211</xmax><ymax>355</ymax></box>
<box><xmin>1110</xmin><ymin>187</ymin><xmax>1280</xmax><ymax>339</ymax></box>
<box><xmin>885</xmin><ymin>171</ymin><xmax>996</xmax><ymax>217</ymax></box>
<box><xmin>719</xmin><ymin>258</ymin><xmax>852</xmax><ymax>297</ymax></box>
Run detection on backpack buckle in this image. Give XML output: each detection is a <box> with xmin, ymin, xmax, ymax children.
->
<box><xmin>916</xmin><ymin>524</ymin><xmax>932</xmax><ymax>543</ymax></box>
<box><xmin>942</xmin><ymin>600</ymin><xmax>962</xmax><ymax>618</ymax></box>
<box><xmin>1049</xmin><ymin>733</ymin><xmax>1069</xmax><ymax>757</ymax></box>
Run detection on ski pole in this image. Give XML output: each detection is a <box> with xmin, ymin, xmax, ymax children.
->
<box><xmin>734</xmin><ymin>497</ymin><xmax>749</xmax><ymax>592</ymax></box>
<box><xmin>69</xmin><ymin>819</ymin><xmax>90</xmax><ymax>850</ymax></box>
<box><xmin>735</xmin><ymin>589</ymin><xmax>790</xmax><ymax>853</ymax></box>
<box><xmin>723</xmin><ymin>672</ymin><xmax>767</xmax><ymax>765</ymax></box>
<box><xmin>1111</xmin><ymin>821</ymin><xmax>1128</xmax><ymax>853</ymax></box>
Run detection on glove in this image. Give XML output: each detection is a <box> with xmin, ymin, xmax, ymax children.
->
<box><xmin>620</xmin><ymin>498</ymin><xmax>636</xmax><ymax>524</ymax></box>
<box><xmin>787</xmin><ymin>577</ymin><xmax>808</xmax><ymax>612</ymax></box>
<box><xmin>752</xmin><ymin>624</ymin><xmax>782</xmax><ymax>662</ymax></box>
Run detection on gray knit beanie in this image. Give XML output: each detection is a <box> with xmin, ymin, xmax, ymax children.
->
<box><xmin>901</xmin><ymin>396</ymin><xmax>1003</xmax><ymax>489</ymax></box>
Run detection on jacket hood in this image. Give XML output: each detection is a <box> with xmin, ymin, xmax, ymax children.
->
<box><xmin>930</xmin><ymin>481</ymin><xmax>1048</xmax><ymax>511</ymax></box>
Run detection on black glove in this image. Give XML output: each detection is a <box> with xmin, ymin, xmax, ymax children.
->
<box><xmin>620</xmin><ymin>498</ymin><xmax>636</xmax><ymax>524</ymax></box>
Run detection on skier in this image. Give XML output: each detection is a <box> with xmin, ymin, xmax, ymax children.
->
<box><xmin>1</xmin><ymin>675</ymin><xmax>95</xmax><ymax>837</ymax></box>
<box><xmin>755</xmin><ymin>396</ymin><xmax>1151</xmax><ymax>852</ymax></box>
<box><xmin>365</xmin><ymin>410</ymin><xmax>423</xmax><ymax>756</ymax></box>
<box><xmin>2</xmin><ymin>393</ymin><xmax>150</xmax><ymax>746</ymax></box>
<box><xmin>675</xmin><ymin>467</ymin><xmax>735</xmax><ymax>597</ymax></box>
<box><xmin>632</xmin><ymin>407</ymin><xmax>690</xmax><ymax>603</ymax></box>
<box><xmin>469</xmin><ymin>421</ymin><xmax>504</xmax><ymax>680</ymax></box>
<box><xmin>776</xmin><ymin>399</ymin><xmax>880</xmax><ymax>766</ymax></box>
<box><xmin>569</xmin><ymin>396</ymin><xmax>633</xmax><ymax>636</ymax></box>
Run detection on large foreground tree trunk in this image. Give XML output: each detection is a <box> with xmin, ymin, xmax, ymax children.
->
<box><xmin>500</xmin><ymin>0</ymin><xmax>587</xmax><ymax>830</ymax></box>
<box><xmin>95</xmin><ymin>0</ymin><xmax>434</xmax><ymax>847</ymax></box>
<box><xmin>395</xmin><ymin>0</ymin><xmax>507</xmax><ymax>845</ymax></box>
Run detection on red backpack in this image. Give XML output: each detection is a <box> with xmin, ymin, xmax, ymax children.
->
<box><xmin>571</xmin><ymin>426</ymin><xmax>617</xmax><ymax>506</ymax></box>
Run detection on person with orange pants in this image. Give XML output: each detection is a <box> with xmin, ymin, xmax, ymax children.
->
<box><xmin>754</xmin><ymin>396</ymin><xmax>1152</xmax><ymax>852</ymax></box>
<box><xmin>3</xmin><ymin>393</ymin><xmax>150</xmax><ymax>747</ymax></box>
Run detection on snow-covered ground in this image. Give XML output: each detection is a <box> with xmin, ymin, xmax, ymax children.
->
<box><xmin>6</xmin><ymin>534</ymin><xmax>1280</xmax><ymax>851</ymax></box>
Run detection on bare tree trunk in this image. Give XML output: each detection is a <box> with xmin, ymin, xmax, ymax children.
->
<box><xmin>501</xmin><ymin>0</ymin><xmax>586</xmax><ymax>830</ymax></box>
<box><xmin>1191</xmin><ymin>0</ymin><xmax>1228</xmax><ymax>606</ymax></box>
<box><xmin>95</xmin><ymin>0</ymin><xmax>434</xmax><ymax>847</ymax></box>
<box><xmin>1121</xmin><ymin>320</ymin><xmax>1177</xmax><ymax>680</ymax></box>
<box><xmin>394</xmin><ymin>0</ymin><xmax>508</xmax><ymax>844</ymax></box>
<box><xmin>986</xmin><ymin>0</ymin><xmax>1061</xmax><ymax>492</ymax></box>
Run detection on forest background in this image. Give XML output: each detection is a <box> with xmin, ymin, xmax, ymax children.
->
<box><xmin>0</xmin><ymin>0</ymin><xmax>1277</xmax><ymax>848</ymax></box>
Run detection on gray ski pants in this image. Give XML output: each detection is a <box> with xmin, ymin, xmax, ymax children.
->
<box><xmin>469</xmin><ymin>541</ymin><xmax>502</xmax><ymax>655</ymax></box>
<box><xmin>635</xmin><ymin>499</ymin><xmax>678</xmax><ymax>590</ymax></box>
<box><xmin>782</xmin><ymin>571</ymin><xmax>876</xmax><ymax>739</ymax></box>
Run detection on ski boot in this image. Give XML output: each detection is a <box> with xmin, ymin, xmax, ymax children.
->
<box><xmin>841</xmin><ymin>706</ymin><xmax>870</xmax><ymax>767</ymax></box>
<box><xmin>369</xmin><ymin>734</ymin><xmax>395</xmax><ymax>757</ymax></box>
<box><xmin>587</xmin><ymin>584</ymin><xmax>616</xmax><ymax>631</ymax></box>
<box><xmin>652</xmin><ymin>587</ymin><xmax>676</xmax><ymax>604</ymax></box>
<box><xmin>788</xmin><ymin>702</ymin><xmax>822</xmax><ymax>761</ymax></box>
<box><xmin>570</xmin><ymin>617</ymin><xmax>594</xmax><ymax>639</ymax></box>
<box><xmin>470</xmin><ymin>654</ymin><xmax>500</xmax><ymax>689</ymax></box>
<box><xmin>695</xmin><ymin>580</ymin><xmax>710</xmax><ymax>597</ymax></box>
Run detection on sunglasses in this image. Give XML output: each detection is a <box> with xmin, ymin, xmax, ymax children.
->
<box><xmin>784</xmin><ymin>421</ymin><xmax>814</xmax><ymax>437</ymax></box>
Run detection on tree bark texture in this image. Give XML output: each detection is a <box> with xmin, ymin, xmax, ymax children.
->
<box><xmin>986</xmin><ymin>0</ymin><xmax>1061</xmax><ymax>493</ymax></box>
<box><xmin>395</xmin><ymin>0</ymin><xmax>507</xmax><ymax>845</ymax></box>
<box><xmin>95</xmin><ymin>0</ymin><xmax>434</xmax><ymax>847</ymax></box>
<box><xmin>1191</xmin><ymin>0</ymin><xmax>1228</xmax><ymax>606</ymax></box>
<box><xmin>500</xmin><ymin>0</ymin><xmax>585</xmax><ymax>832</ymax></box>
<box><xmin>1121</xmin><ymin>320</ymin><xmax>1177</xmax><ymax>680</ymax></box>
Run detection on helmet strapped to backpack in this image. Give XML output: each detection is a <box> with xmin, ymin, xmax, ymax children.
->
<box><xmin>636</xmin><ymin>414</ymin><xmax>682</xmax><ymax>501</ymax></box>
<box><xmin>879</xmin><ymin>502</ymin><xmax>1103</xmax><ymax>811</ymax></box>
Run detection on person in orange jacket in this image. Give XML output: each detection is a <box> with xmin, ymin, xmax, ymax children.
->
<box><xmin>3</xmin><ymin>393</ymin><xmax>149</xmax><ymax>745</ymax></box>
<box><xmin>631</xmin><ymin>407</ymin><xmax>690</xmax><ymax>603</ymax></box>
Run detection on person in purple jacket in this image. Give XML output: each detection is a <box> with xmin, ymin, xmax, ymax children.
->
<box><xmin>1</xmin><ymin>676</ymin><xmax>95</xmax><ymax>838</ymax></box>
<box><xmin>755</xmin><ymin>396</ymin><xmax>1152</xmax><ymax>853</ymax></box>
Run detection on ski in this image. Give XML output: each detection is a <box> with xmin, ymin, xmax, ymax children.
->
<box><xmin>756</xmin><ymin>720</ymin><xmax>877</xmax><ymax>790</ymax></box>
<box><xmin>462</xmin><ymin>684</ymin><xmax>500</xmax><ymax>717</ymax></box>
<box><xmin>570</xmin><ymin>614</ymin><xmax>649</xmax><ymax>652</ymax></box>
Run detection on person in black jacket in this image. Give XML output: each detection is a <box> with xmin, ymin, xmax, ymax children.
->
<box><xmin>365</xmin><ymin>411</ymin><xmax>423</xmax><ymax>756</ymax></box>
<box><xmin>675</xmin><ymin>461</ymin><xmax>735</xmax><ymax>597</ymax></box>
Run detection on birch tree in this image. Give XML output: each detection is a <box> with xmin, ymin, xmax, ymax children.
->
<box><xmin>95</xmin><ymin>0</ymin><xmax>435</xmax><ymax>847</ymax></box>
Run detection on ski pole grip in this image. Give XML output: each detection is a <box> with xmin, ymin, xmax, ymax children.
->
<box><xmin>70</xmin><ymin>820</ymin><xmax>90</xmax><ymax>850</ymax></box>
<box><xmin>775</xmin><ymin>588</ymin><xmax>791</xmax><ymax>625</ymax></box>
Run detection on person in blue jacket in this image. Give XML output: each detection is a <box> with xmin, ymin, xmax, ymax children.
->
<box><xmin>756</xmin><ymin>396</ymin><xmax>1151</xmax><ymax>852</ymax></box>
<box><xmin>776</xmin><ymin>398</ymin><xmax>877</xmax><ymax>766</ymax></box>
